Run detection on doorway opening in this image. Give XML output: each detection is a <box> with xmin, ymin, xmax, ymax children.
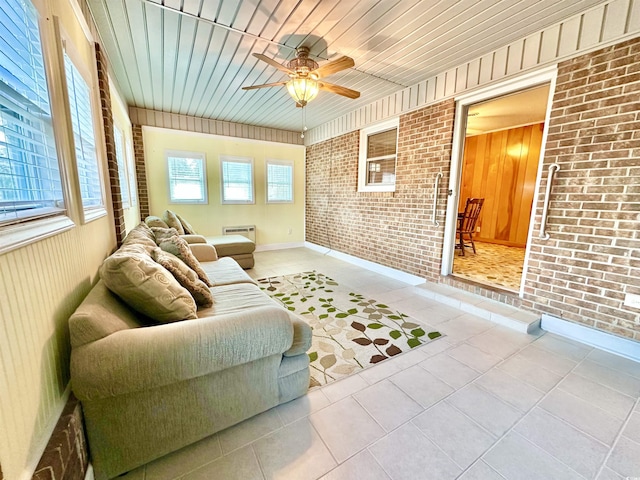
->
<box><xmin>451</xmin><ymin>84</ymin><xmax>550</xmax><ymax>292</ymax></box>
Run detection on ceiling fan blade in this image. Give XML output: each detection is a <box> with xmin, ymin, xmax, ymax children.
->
<box><xmin>313</xmin><ymin>56</ymin><xmax>355</xmax><ymax>78</ymax></box>
<box><xmin>319</xmin><ymin>81</ymin><xmax>360</xmax><ymax>99</ymax></box>
<box><xmin>242</xmin><ymin>81</ymin><xmax>288</xmax><ymax>90</ymax></box>
<box><xmin>253</xmin><ymin>53</ymin><xmax>294</xmax><ymax>74</ymax></box>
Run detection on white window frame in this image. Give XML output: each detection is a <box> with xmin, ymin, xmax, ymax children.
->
<box><xmin>166</xmin><ymin>150</ymin><xmax>208</xmax><ymax>204</ymax></box>
<box><xmin>61</xmin><ymin>31</ymin><xmax>107</xmax><ymax>223</ymax></box>
<box><xmin>358</xmin><ymin>118</ymin><xmax>399</xmax><ymax>193</ymax></box>
<box><xmin>266</xmin><ymin>159</ymin><xmax>294</xmax><ymax>204</ymax></box>
<box><xmin>220</xmin><ymin>155</ymin><xmax>254</xmax><ymax>205</ymax></box>
<box><xmin>113</xmin><ymin>125</ymin><xmax>130</xmax><ymax>208</ymax></box>
<box><xmin>111</xmin><ymin>76</ymin><xmax>137</xmax><ymax>209</ymax></box>
<box><xmin>0</xmin><ymin>1</ymin><xmax>76</xmax><ymax>254</ymax></box>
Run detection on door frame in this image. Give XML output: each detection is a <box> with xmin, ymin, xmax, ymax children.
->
<box><xmin>441</xmin><ymin>66</ymin><xmax>558</xmax><ymax>297</ymax></box>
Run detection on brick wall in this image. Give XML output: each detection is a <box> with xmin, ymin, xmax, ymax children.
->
<box><xmin>306</xmin><ymin>100</ymin><xmax>455</xmax><ymax>281</ymax></box>
<box><xmin>132</xmin><ymin>125</ymin><xmax>149</xmax><ymax>219</ymax></box>
<box><xmin>522</xmin><ymin>37</ymin><xmax>640</xmax><ymax>340</ymax></box>
<box><xmin>95</xmin><ymin>43</ymin><xmax>126</xmax><ymax>246</ymax></box>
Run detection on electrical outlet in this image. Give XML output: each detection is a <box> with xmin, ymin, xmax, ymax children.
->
<box><xmin>624</xmin><ymin>293</ymin><xmax>640</xmax><ymax>309</ymax></box>
<box><xmin>476</xmin><ymin>226</ymin><xmax>480</xmax><ymax>233</ymax></box>
<box><xmin>288</xmin><ymin>228</ymin><xmax>292</xmax><ymax>235</ymax></box>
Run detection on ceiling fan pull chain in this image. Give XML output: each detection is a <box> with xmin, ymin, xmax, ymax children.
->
<box><xmin>301</xmin><ymin>107</ymin><xmax>308</xmax><ymax>139</ymax></box>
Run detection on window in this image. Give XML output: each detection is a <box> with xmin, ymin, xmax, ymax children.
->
<box><xmin>221</xmin><ymin>156</ymin><xmax>254</xmax><ymax>204</ymax></box>
<box><xmin>0</xmin><ymin>0</ymin><xmax>64</xmax><ymax>226</ymax></box>
<box><xmin>113</xmin><ymin>126</ymin><xmax>130</xmax><ymax>208</ymax></box>
<box><xmin>266</xmin><ymin>159</ymin><xmax>293</xmax><ymax>203</ymax></box>
<box><xmin>166</xmin><ymin>150</ymin><xmax>207</xmax><ymax>204</ymax></box>
<box><xmin>358</xmin><ymin>118</ymin><xmax>399</xmax><ymax>192</ymax></box>
<box><xmin>64</xmin><ymin>51</ymin><xmax>103</xmax><ymax>211</ymax></box>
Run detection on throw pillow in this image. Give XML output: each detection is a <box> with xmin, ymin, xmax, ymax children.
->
<box><xmin>122</xmin><ymin>223</ymin><xmax>157</xmax><ymax>249</ymax></box>
<box><xmin>99</xmin><ymin>244</ymin><xmax>197</xmax><ymax>323</ymax></box>
<box><xmin>145</xmin><ymin>215</ymin><xmax>169</xmax><ymax>229</ymax></box>
<box><xmin>157</xmin><ymin>234</ymin><xmax>213</xmax><ymax>287</ymax></box>
<box><xmin>162</xmin><ymin>210</ymin><xmax>185</xmax><ymax>235</ymax></box>
<box><xmin>151</xmin><ymin>226</ymin><xmax>181</xmax><ymax>244</ymax></box>
<box><xmin>151</xmin><ymin>247</ymin><xmax>213</xmax><ymax>308</ymax></box>
<box><xmin>176</xmin><ymin>212</ymin><xmax>197</xmax><ymax>235</ymax></box>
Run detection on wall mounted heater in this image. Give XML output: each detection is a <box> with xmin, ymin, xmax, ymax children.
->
<box><xmin>222</xmin><ymin>225</ymin><xmax>256</xmax><ymax>242</ymax></box>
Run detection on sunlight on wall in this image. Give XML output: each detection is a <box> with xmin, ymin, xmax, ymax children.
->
<box><xmin>143</xmin><ymin>127</ymin><xmax>305</xmax><ymax>246</ymax></box>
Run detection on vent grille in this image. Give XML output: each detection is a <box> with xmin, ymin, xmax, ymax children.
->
<box><xmin>222</xmin><ymin>225</ymin><xmax>256</xmax><ymax>242</ymax></box>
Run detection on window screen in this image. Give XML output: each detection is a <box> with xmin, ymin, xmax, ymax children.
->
<box><xmin>167</xmin><ymin>152</ymin><xmax>207</xmax><ymax>203</ymax></box>
<box><xmin>221</xmin><ymin>156</ymin><xmax>253</xmax><ymax>204</ymax></box>
<box><xmin>267</xmin><ymin>160</ymin><xmax>293</xmax><ymax>203</ymax></box>
<box><xmin>0</xmin><ymin>0</ymin><xmax>64</xmax><ymax>226</ymax></box>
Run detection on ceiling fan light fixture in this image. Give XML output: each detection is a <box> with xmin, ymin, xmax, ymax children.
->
<box><xmin>286</xmin><ymin>76</ymin><xmax>319</xmax><ymax>106</ymax></box>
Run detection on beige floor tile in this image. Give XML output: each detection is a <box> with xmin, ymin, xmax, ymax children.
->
<box><xmin>217</xmin><ymin>408</ymin><xmax>282</xmax><ymax>454</ymax></box>
<box><xmin>252</xmin><ymin>418</ymin><xmax>337</xmax><ymax>480</ymax></box>
<box><xmin>622</xmin><ymin>411</ymin><xmax>640</xmax><ymax>443</ymax></box>
<box><xmin>413</xmin><ymin>401</ymin><xmax>496</xmax><ymax>469</ymax></box>
<box><xmin>587</xmin><ymin>349</ymin><xmax>640</xmax><ymax>380</ymax></box>
<box><xmin>354</xmin><ymin>379</ymin><xmax>423</xmax><ymax>432</ymax></box>
<box><xmin>540</xmin><ymin>389</ymin><xmax>625</xmax><ymax>445</ymax></box>
<box><xmin>447</xmin><ymin>385</ymin><xmax>522</xmax><ymax>436</ymax></box>
<box><xmin>573</xmin><ymin>360</ymin><xmax>640</xmax><ymax>397</ymax></box>
<box><xmin>435</xmin><ymin>314</ymin><xmax>494</xmax><ymax>344</ymax></box>
<box><xmin>558</xmin><ymin>373</ymin><xmax>636</xmax><ymax>420</ymax></box>
<box><xmin>276</xmin><ymin>388</ymin><xmax>331</xmax><ymax>425</ymax></box>
<box><xmin>182</xmin><ymin>446</ymin><xmax>263</xmax><ymax>480</ymax></box>
<box><xmin>597</xmin><ymin>466</ymin><xmax>624</xmax><ymax>479</ymax></box>
<box><xmin>320</xmin><ymin>373</ymin><xmax>370</xmax><ymax>402</ymax></box>
<box><xmin>497</xmin><ymin>354</ymin><xmax>563</xmax><ymax>392</ymax></box>
<box><xmin>515</xmin><ymin>407</ymin><xmax>609</xmax><ymax>478</ymax></box>
<box><xmin>390</xmin><ymin>365</ymin><xmax>455</xmax><ymax>408</ymax></box>
<box><xmin>309</xmin><ymin>397</ymin><xmax>385</xmax><ymax>463</ymax></box>
<box><xmin>446</xmin><ymin>343</ymin><xmax>502</xmax><ymax>373</ymax></box>
<box><xmin>320</xmin><ymin>450</ymin><xmax>391</xmax><ymax>480</ymax></box>
<box><xmin>419</xmin><ymin>352</ymin><xmax>482</xmax><ymax>389</ymax></box>
<box><xmin>484</xmin><ymin>432</ymin><xmax>584</xmax><ymax>480</ymax></box>
<box><xmin>532</xmin><ymin>333</ymin><xmax>593</xmax><ymax>361</ymax></box>
<box><xmin>369</xmin><ymin>423</ymin><xmax>462</xmax><ymax>480</ymax></box>
<box><xmin>457</xmin><ymin>461</ymin><xmax>505</xmax><ymax>479</ymax></box>
<box><xmin>606</xmin><ymin>436</ymin><xmax>640</xmax><ymax>478</ymax></box>
<box><xmin>466</xmin><ymin>326</ymin><xmax>535</xmax><ymax>359</ymax></box>
<box><xmin>474</xmin><ymin>369</ymin><xmax>545</xmax><ymax>413</ymax></box>
<box><xmin>144</xmin><ymin>434</ymin><xmax>221</xmax><ymax>480</ymax></box>
<box><xmin>516</xmin><ymin>344</ymin><xmax>579</xmax><ymax>376</ymax></box>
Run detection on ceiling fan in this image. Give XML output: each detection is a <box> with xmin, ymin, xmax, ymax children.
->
<box><xmin>242</xmin><ymin>46</ymin><xmax>360</xmax><ymax>107</ymax></box>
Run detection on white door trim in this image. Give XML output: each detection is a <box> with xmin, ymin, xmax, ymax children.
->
<box><xmin>441</xmin><ymin>66</ymin><xmax>559</xmax><ymax>299</ymax></box>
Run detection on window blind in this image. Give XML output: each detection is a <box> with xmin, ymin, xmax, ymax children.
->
<box><xmin>267</xmin><ymin>162</ymin><xmax>293</xmax><ymax>202</ymax></box>
<box><xmin>64</xmin><ymin>52</ymin><xmax>102</xmax><ymax>210</ymax></box>
<box><xmin>221</xmin><ymin>157</ymin><xmax>253</xmax><ymax>203</ymax></box>
<box><xmin>167</xmin><ymin>154</ymin><xmax>206</xmax><ymax>203</ymax></box>
<box><xmin>113</xmin><ymin>125</ymin><xmax>130</xmax><ymax>208</ymax></box>
<box><xmin>0</xmin><ymin>0</ymin><xmax>64</xmax><ymax>226</ymax></box>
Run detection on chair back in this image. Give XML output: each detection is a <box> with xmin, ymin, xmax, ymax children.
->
<box><xmin>460</xmin><ymin>198</ymin><xmax>484</xmax><ymax>233</ymax></box>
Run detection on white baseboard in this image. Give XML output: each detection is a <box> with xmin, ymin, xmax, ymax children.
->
<box><xmin>255</xmin><ymin>242</ymin><xmax>305</xmax><ymax>252</ymax></box>
<box><xmin>304</xmin><ymin>242</ymin><xmax>426</xmax><ymax>286</ymax></box>
<box><xmin>541</xmin><ymin>314</ymin><xmax>640</xmax><ymax>363</ymax></box>
<box><xmin>85</xmin><ymin>464</ymin><xmax>95</xmax><ymax>480</ymax></box>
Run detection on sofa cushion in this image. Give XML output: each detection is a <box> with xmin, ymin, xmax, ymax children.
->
<box><xmin>176</xmin><ymin>212</ymin><xmax>197</xmax><ymax>234</ymax></box>
<box><xmin>100</xmin><ymin>244</ymin><xmax>197</xmax><ymax>323</ymax></box>
<box><xmin>206</xmin><ymin>235</ymin><xmax>256</xmax><ymax>256</ymax></box>
<box><xmin>200</xmin><ymin>257</ymin><xmax>256</xmax><ymax>286</ymax></box>
<box><xmin>145</xmin><ymin>216</ymin><xmax>169</xmax><ymax>229</ymax></box>
<box><xmin>151</xmin><ymin>247</ymin><xmax>213</xmax><ymax>308</ymax></box>
<box><xmin>197</xmin><ymin>283</ymin><xmax>279</xmax><ymax>318</ymax></box>
<box><xmin>190</xmin><ymin>243</ymin><xmax>218</xmax><ymax>262</ymax></box>
<box><xmin>162</xmin><ymin>210</ymin><xmax>185</xmax><ymax>235</ymax></box>
<box><xmin>157</xmin><ymin>234</ymin><xmax>213</xmax><ymax>287</ymax></box>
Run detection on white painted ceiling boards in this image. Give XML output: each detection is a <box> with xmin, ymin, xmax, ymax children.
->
<box><xmin>87</xmin><ymin>0</ymin><xmax>614</xmax><ymax>133</ymax></box>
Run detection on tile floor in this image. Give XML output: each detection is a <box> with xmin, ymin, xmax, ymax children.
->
<box><xmin>119</xmin><ymin>248</ymin><xmax>640</xmax><ymax>480</ymax></box>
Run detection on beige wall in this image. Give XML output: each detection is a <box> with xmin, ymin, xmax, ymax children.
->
<box><xmin>0</xmin><ymin>1</ymin><xmax>118</xmax><ymax>478</ymax></box>
<box><xmin>143</xmin><ymin>127</ymin><xmax>306</xmax><ymax>246</ymax></box>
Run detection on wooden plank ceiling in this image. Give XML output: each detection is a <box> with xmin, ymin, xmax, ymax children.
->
<box><xmin>86</xmin><ymin>0</ymin><xmax>608</xmax><ymax>132</ymax></box>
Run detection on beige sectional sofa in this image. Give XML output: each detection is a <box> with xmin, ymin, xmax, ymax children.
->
<box><xmin>69</xmin><ymin>224</ymin><xmax>311</xmax><ymax>480</ymax></box>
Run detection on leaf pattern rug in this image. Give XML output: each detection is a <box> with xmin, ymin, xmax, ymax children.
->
<box><xmin>257</xmin><ymin>271</ymin><xmax>443</xmax><ymax>389</ymax></box>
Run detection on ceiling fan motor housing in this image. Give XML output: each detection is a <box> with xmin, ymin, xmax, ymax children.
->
<box><xmin>288</xmin><ymin>46</ymin><xmax>319</xmax><ymax>77</ymax></box>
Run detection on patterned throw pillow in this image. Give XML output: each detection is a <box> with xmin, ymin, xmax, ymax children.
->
<box><xmin>151</xmin><ymin>226</ymin><xmax>181</xmax><ymax>244</ymax></box>
<box><xmin>122</xmin><ymin>223</ymin><xmax>157</xmax><ymax>249</ymax></box>
<box><xmin>145</xmin><ymin>215</ymin><xmax>169</xmax><ymax>229</ymax></box>
<box><xmin>157</xmin><ymin>234</ymin><xmax>213</xmax><ymax>287</ymax></box>
<box><xmin>151</xmin><ymin>248</ymin><xmax>213</xmax><ymax>308</ymax></box>
<box><xmin>99</xmin><ymin>244</ymin><xmax>197</xmax><ymax>323</ymax></box>
<box><xmin>176</xmin><ymin>212</ymin><xmax>197</xmax><ymax>235</ymax></box>
<box><xmin>162</xmin><ymin>210</ymin><xmax>185</xmax><ymax>235</ymax></box>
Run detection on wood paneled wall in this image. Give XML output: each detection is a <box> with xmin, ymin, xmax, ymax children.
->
<box><xmin>459</xmin><ymin>123</ymin><xmax>543</xmax><ymax>247</ymax></box>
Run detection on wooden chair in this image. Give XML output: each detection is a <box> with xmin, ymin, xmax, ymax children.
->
<box><xmin>456</xmin><ymin>198</ymin><xmax>484</xmax><ymax>256</ymax></box>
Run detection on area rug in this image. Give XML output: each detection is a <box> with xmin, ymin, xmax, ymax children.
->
<box><xmin>257</xmin><ymin>271</ymin><xmax>442</xmax><ymax>389</ymax></box>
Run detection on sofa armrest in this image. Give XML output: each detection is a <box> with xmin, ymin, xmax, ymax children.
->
<box><xmin>189</xmin><ymin>243</ymin><xmax>218</xmax><ymax>262</ymax></box>
<box><xmin>181</xmin><ymin>234</ymin><xmax>207</xmax><ymax>244</ymax></box>
<box><xmin>284</xmin><ymin>316</ymin><xmax>312</xmax><ymax>357</ymax></box>
<box><xmin>71</xmin><ymin>305</ymin><xmax>293</xmax><ymax>400</ymax></box>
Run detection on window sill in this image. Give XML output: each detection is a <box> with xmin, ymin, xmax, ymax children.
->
<box><xmin>0</xmin><ymin>216</ymin><xmax>75</xmax><ymax>256</ymax></box>
<box><xmin>83</xmin><ymin>207</ymin><xmax>108</xmax><ymax>224</ymax></box>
